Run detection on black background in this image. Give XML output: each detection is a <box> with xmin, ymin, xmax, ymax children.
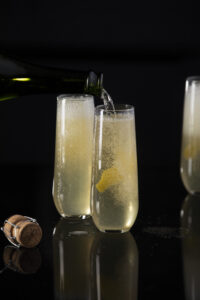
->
<box><xmin>0</xmin><ymin>1</ymin><xmax>200</xmax><ymax>169</ymax></box>
<box><xmin>0</xmin><ymin>2</ymin><xmax>199</xmax><ymax>299</ymax></box>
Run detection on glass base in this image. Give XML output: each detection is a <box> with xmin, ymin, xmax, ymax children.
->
<box><xmin>99</xmin><ymin>229</ymin><xmax>130</xmax><ymax>234</ymax></box>
<box><xmin>189</xmin><ymin>190</ymin><xmax>200</xmax><ymax>195</ymax></box>
<box><xmin>61</xmin><ymin>214</ymin><xmax>91</xmax><ymax>220</ymax></box>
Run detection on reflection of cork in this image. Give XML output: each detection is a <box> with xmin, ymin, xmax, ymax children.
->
<box><xmin>3</xmin><ymin>246</ymin><xmax>41</xmax><ymax>274</ymax></box>
<box><xmin>3</xmin><ymin>215</ymin><xmax>42</xmax><ymax>248</ymax></box>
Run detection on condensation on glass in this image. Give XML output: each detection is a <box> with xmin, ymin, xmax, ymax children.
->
<box><xmin>53</xmin><ymin>94</ymin><xmax>94</xmax><ymax>217</ymax></box>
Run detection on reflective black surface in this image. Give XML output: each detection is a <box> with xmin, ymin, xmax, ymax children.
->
<box><xmin>0</xmin><ymin>165</ymin><xmax>195</xmax><ymax>299</ymax></box>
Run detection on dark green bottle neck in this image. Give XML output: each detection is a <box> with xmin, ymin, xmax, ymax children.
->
<box><xmin>0</xmin><ymin>55</ymin><xmax>103</xmax><ymax>100</ymax></box>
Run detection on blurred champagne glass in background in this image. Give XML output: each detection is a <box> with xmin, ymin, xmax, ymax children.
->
<box><xmin>181</xmin><ymin>77</ymin><xmax>200</xmax><ymax>193</ymax></box>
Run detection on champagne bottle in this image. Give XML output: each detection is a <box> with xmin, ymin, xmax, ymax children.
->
<box><xmin>0</xmin><ymin>54</ymin><xmax>103</xmax><ymax>101</ymax></box>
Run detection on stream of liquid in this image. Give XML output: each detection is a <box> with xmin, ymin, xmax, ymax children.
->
<box><xmin>101</xmin><ymin>88</ymin><xmax>115</xmax><ymax>111</ymax></box>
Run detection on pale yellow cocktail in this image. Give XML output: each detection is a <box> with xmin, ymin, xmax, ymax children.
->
<box><xmin>91</xmin><ymin>105</ymin><xmax>138</xmax><ymax>232</ymax></box>
<box><xmin>53</xmin><ymin>94</ymin><xmax>94</xmax><ymax>217</ymax></box>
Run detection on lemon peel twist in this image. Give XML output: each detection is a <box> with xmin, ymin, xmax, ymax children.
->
<box><xmin>96</xmin><ymin>167</ymin><xmax>123</xmax><ymax>193</ymax></box>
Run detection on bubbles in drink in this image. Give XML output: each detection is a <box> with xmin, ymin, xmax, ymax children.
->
<box><xmin>92</xmin><ymin>110</ymin><xmax>138</xmax><ymax>232</ymax></box>
<box><xmin>53</xmin><ymin>95</ymin><xmax>94</xmax><ymax>217</ymax></box>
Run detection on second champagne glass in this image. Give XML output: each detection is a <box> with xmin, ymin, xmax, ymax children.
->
<box><xmin>91</xmin><ymin>104</ymin><xmax>139</xmax><ymax>232</ymax></box>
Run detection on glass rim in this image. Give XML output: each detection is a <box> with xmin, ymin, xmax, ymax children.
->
<box><xmin>95</xmin><ymin>104</ymin><xmax>134</xmax><ymax>112</ymax></box>
<box><xmin>57</xmin><ymin>94</ymin><xmax>94</xmax><ymax>101</ymax></box>
<box><xmin>186</xmin><ymin>76</ymin><xmax>200</xmax><ymax>84</ymax></box>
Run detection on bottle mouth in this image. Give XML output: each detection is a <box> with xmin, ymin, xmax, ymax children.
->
<box><xmin>97</xmin><ymin>73</ymin><xmax>103</xmax><ymax>89</ymax></box>
<box><xmin>85</xmin><ymin>71</ymin><xmax>103</xmax><ymax>95</ymax></box>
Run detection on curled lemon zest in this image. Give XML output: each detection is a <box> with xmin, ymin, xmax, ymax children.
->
<box><xmin>96</xmin><ymin>167</ymin><xmax>123</xmax><ymax>193</ymax></box>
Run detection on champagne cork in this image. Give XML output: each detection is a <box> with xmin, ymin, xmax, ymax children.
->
<box><xmin>2</xmin><ymin>215</ymin><xmax>42</xmax><ymax>248</ymax></box>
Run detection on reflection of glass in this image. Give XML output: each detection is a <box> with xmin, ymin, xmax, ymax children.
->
<box><xmin>181</xmin><ymin>78</ymin><xmax>200</xmax><ymax>193</ymax></box>
<box><xmin>91</xmin><ymin>232</ymin><xmax>138</xmax><ymax>300</ymax></box>
<box><xmin>91</xmin><ymin>105</ymin><xmax>138</xmax><ymax>232</ymax></box>
<box><xmin>1</xmin><ymin>245</ymin><xmax>41</xmax><ymax>274</ymax></box>
<box><xmin>181</xmin><ymin>194</ymin><xmax>200</xmax><ymax>300</ymax></box>
<box><xmin>53</xmin><ymin>217</ymin><xmax>96</xmax><ymax>300</ymax></box>
<box><xmin>53</xmin><ymin>94</ymin><xmax>94</xmax><ymax>217</ymax></box>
